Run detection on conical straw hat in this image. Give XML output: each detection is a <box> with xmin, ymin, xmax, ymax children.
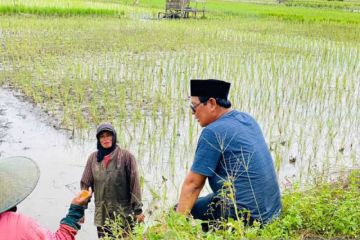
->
<box><xmin>0</xmin><ymin>156</ymin><xmax>40</xmax><ymax>214</ymax></box>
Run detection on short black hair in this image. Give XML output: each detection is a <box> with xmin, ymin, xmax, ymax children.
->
<box><xmin>198</xmin><ymin>96</ymin><xmax>232</xmax><ymax>108</ymax></box>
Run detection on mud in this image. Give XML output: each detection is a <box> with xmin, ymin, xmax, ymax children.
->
<box><xmin>0</xmin><ymin>88</ymin><xmax>97</xmax><ymax>240</ymax></box>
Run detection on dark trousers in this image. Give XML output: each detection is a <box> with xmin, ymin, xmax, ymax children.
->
<box><xmin>190</xmin><ymin>193</ymin><xmax>255</xmax><ymax>231</ymax></box>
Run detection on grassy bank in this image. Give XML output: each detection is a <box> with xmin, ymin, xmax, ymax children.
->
<box><xmin>103</xmin><ymin>170</ymin><xmax>360</xmax><ymax>239</ymax></box>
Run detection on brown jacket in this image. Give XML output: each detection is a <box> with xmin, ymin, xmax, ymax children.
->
<box><xmin>80</xmin><ymin>145</ymin><xmax>142</xmax><ymax>226</ymax></box>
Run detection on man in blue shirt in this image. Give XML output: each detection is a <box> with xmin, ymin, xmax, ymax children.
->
<box><xmin>176</xmin><ymin>79</ymin><xmax>281</xmax><ymax>227</ymax></box>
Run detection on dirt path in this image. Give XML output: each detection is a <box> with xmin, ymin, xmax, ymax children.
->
<box><xmin>0</xmin><ymin>88</ymin><xmax>97</xmax><ymax>240</ymax></box>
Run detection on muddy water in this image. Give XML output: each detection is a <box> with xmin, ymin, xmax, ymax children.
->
<box><xmin>0</xmin><ymin>89</ymin><xmax>97</xmax><ymax>240</ymax></box>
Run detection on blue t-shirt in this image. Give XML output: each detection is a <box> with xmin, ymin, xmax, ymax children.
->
<box><xmin>191</xmin><ymin>110</ymin><xmax>281</xmax><ymax>222</ymax></box>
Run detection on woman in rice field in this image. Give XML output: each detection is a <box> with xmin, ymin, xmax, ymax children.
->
<box><xmin>80</xmin><ymin>122</ymin><xmax>144</xmax><ymax>239</ymax></box>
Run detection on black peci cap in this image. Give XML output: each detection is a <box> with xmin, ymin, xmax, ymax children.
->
<box><xmin>190</xmin><ymin>79</ymin><xmax>231</xmax><ymax>99</ymax></box>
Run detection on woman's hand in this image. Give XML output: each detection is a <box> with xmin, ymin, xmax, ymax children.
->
<box><xmin>71</xmin><ymin>189</ymin><xmax>92</xmax><ymax>206</ymax></box>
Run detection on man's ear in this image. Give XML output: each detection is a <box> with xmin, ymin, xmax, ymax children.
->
<box><xmin>208</xmin><ymin>98</ymin><xmax>217</xmax><ymax>109</ymax></box>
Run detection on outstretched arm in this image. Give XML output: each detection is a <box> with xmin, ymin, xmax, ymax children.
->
<box><xmin>23</xmin><ymin>191</ymin><xmax>92</xmax><ymax>240</ymax></box>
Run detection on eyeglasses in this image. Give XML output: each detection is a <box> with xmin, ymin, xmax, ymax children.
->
<box><xmin>190</xmin><ymin>102</ymin><xmax>202</xmax><ymax>113</ymax></box>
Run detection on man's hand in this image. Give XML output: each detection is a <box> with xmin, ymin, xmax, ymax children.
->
<box><xmin>135</xmin><ymin>213</ymin><xmax>145</xmax><ymax>223</ymax></box>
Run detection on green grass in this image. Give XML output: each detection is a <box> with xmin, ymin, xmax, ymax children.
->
<box><xmin>102</xmin><ymin>170</ymin><xmax>360</xmax><ymax>239</ymax></box>
<box><xmin>203</xmin><ymin>1</ymin><xmax>360</xmax><ymax>23</ymax></box>
<box><xmin>260</xmin><ymin>171</ymin><xmax>360</xmax><ymax>239</ymax></box>
<box><xmin>0</xmin><ymin>4</ymin><xmax>125</xmax><ymax>17</ymax></box>
<box><xmin>0</xmin><ymin>0</ymin><xmax>150</xmax><ymax>17</ymax></box>
<box><xmin>285</xmin><ymin>0</ymin><xmax>360</xmax><ymax>10</ymax></box>
<box><xmin>142</xmin><ymin>0</ymin><xmax>360</xmax><ymax>25</ymax></box>
<box><xmin>0</xmin><ymin>0</ymin><xmax>359</xmax><ymax>23</ymax></box>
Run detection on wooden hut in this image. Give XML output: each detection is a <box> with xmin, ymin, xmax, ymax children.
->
<box><xmin>158</xmin><ymin>0</ymin><xmax>206</xmax><ymax>19</ymax></box>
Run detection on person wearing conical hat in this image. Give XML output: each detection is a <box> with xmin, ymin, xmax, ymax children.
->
<box><xmin>0</xmin><ymin>156</ymin><xmax>91</xmax><ymax>240</ymax></box>
<box><xmin>80</xmin><ymin>122</ymin><xmax>144</xmax><ymax>239</ymax></box>
<box><xmin>176</xmin><ymin>79</ymin><xmax>282</xmax><ymax>229</ymax></box>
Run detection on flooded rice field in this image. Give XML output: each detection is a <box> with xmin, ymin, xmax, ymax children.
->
<box><xmin>1</xmin><ymin>16</ymin><xmax>359</xmax><ymax>239</ymax></box>
<box><xmin>1</xmin><ymin>84</ymin><xmax>359</xmax><ymax>239</ymax></box>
